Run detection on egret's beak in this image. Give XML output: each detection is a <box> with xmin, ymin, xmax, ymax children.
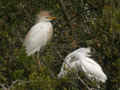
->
<box><xmin>48</xmin><ymin>17</ymin><xmax>56</xmax><ymax>20</ymax></box>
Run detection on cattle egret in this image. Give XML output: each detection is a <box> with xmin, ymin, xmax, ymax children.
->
<box><xmin>58</xmin><ymin>47</ymin><xmax>107</xmax><ymax>83</ymax></box>
<box><xmin>23</xmin><ymin>10</ymin><xmax>56</xmax><ymax>56</ymax></box>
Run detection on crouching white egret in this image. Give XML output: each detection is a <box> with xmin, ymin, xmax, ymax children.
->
<box><xmin>23</xmin><ymin>10</ymin><xmax>56</xmax><ymax>56</ymax></box>
<box><xmin>58</xmin><ymin>47</ymin><xmax>107</xmax><ymax>83</ymax></box>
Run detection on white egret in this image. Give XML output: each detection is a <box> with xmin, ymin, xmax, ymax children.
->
<box><xmin>58</xmin><ymin>47</ymin><xmax>107</xmax><ymax>83</ymax></box>
<box><xmin>23</xmin><ymin>10</ymin><xmax>56</xmax><ymax>56</ymax></box>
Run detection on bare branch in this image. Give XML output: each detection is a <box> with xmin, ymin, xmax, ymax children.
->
<box><xmin>0</xmin><ymin>80</ymin><xmax>32</xmax><ymax>90</ymax></box>
<box><xmin>41</xmin><ymin>57</ymin><xmax>56</xmax><ymax>78</ymax></box>
<box><xmin>0</xmin><ymin>83</ymin><xmax>7</xmax><ymax>90</ymax></box>
<box><xmin>15</xmin><ymin>80</ymin><xmax>31</xmax><ymax>85</ymax></box>
<box><xmin>58</xmin><ymin>0</ymin><xmax>73</xmax><ymax>28</ymax></box>
<box><xmin>59</xmin><ymin>0</ymin><xmax>70</xmax><ymax>20</ymax></box>
<box><xmin>77</xmin><ymin>75</ymin><xmax>91</xmax><ymax>90</ymax></box>
<box><xmin>53</xmin><ymin>47</ymin><xmax>63</xmax><ymax>59</ymax></box>
<box><xmin>9</xmin><ymin>80</ymin><xmax>20</xmax><ymax>89</ymax></box>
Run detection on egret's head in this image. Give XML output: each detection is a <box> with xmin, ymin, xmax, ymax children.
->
<box><xmin>36</xmin><ymin>10</ymin><xmax>56</xmax><ymax>22</ymax></box>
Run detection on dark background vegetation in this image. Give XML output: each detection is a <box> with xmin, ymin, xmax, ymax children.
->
<box><xmin>0</xmin><ymin>0</ymin><xmax>120</xmax><ymax>90</ymax></box>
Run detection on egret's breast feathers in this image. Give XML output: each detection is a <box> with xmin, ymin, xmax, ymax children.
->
<box><xmin>23</xmin><ymin>22</ymin><xmax>53</xmax><ymax>55</ymax></box>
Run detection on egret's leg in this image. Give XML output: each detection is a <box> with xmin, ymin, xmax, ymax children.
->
<box><xmin>31</xmin><ymin>52</ymin><xmax>39</xmax><ymax>63</ymax></box>
<box><xmin>32</xmin><ymin>54</ymin><xmax>36</xmax><ymax>61</ymax></box>
<box><xmin>37</xmin><ymin>52</ymin><xmax>41</xmax><ymax>67</ymax></box>
<box><xmin>37</xmin><ymin>52</ymin><xmax>39</xmax><ymax>60</ymax></box>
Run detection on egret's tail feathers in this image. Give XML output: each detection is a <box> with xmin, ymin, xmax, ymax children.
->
<box><xmin>99</xmin><ymin>72</ymin><xmax>107</xmax><ymax>83</ymax></box>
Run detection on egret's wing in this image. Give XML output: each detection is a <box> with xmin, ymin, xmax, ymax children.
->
<box><xmin>58</xmin><ymin>50</ymin><xmax>83</xmax><ymax>78</ymax></box>
<box><xmin>63</xmin><ymin>48</ymin><xmax>90</xmax><ymax>72</ymax></box>
<box><xmin>80</xmin><ymin>57</ymin><xmax>107</xmax><ymax>82</ymax></box>
<box><xmin>65</xmin><ymin>47</ymin><xmax>91</xmax><ymax>61</ymax></box>
<box><xmin>86</xmin><ymin>58</ymin><xmax>102</xmax><ymax>70</ymax></box>
<box><xmin>24</xmin><ymin>22</ymin><xmax>52</xmax><ymax>55</ymax></box>
<box><xmin>58</xmin><ymin>58</ymin><xmax>80</xmax><ymax>78</ymax></box>
<box><xmin>70</xmin><ymin>48</ymin><xmax>107</xmax><ymax>82</ymax></box>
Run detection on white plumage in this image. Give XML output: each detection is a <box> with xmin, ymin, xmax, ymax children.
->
<box><xmin>23</xmin><ymin>11</ymin><xmax>55</xmax><ymax>56</ymax></box>
<box><xmin>58</xmin><ymin>47</ymin><xmax>107</xmax><ymax>83</ymax></box>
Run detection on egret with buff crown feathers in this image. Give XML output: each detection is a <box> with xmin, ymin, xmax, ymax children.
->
<box><xmin>23</xmin><ymin>10</ymin><xmax>56</xmax><ymax>65</ymax></box>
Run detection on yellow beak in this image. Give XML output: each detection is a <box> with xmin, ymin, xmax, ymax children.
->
<box><xmin>48</xmin><ymin>17</ymin><xmax>56</xmax><ymax>20</ymax></box>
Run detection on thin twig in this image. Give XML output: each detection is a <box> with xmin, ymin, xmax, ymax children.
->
<box><xmin>59</xmin><ymin>0</ymin><xmax>70</xmax><ymax>21</ymax></box>
<box><xmin>53</xmin><ymin>47</ymin><xmax>63</xmax><ymax>59</ymax></box>
<box><xmin>58</xmin><ymin>0</ymin><xmax>73</xmax><ymax>28</ymax></box>
<box><xmin>76</xmin><ymin>73</ymin><xmax>92</xmax><ymax>90</ymax></box>
<box><xmin>42</xmin><ymin>57</ymin><xmax>56</xmax><ymax>78</ymax></box>
<box><xmin>9</xmin><ymin>80</ymin><xmax>20</xmax><ymax>89</ymax></box>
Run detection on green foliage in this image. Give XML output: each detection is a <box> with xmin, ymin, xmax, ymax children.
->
<box><xmin>0</xmin><ymin>0</ymin><xmax>119</xmax><ymax>90</ymax></box>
